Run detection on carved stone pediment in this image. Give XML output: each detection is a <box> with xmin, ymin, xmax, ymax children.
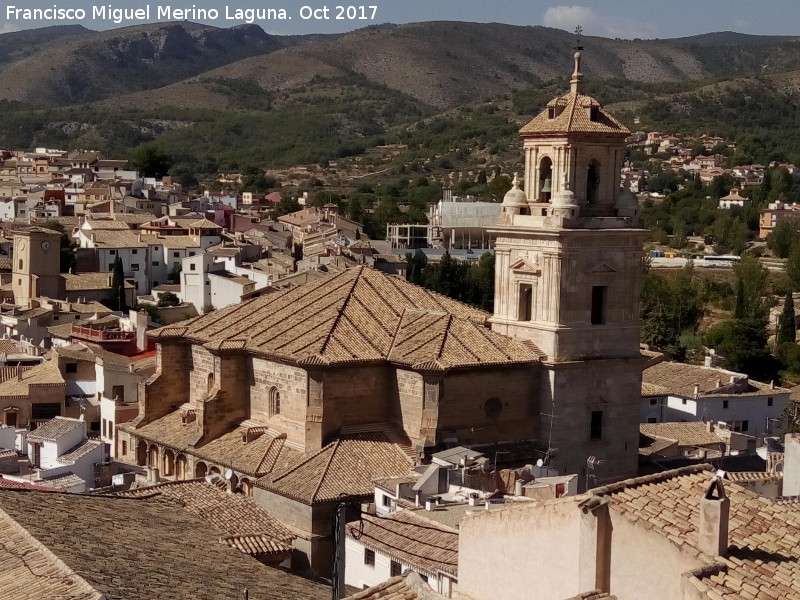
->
<box><xmin>588</xmin><ymin>261</ymin><xmax>617</xmax><ymax>273</ymax></box>
<box><xmin>510</xmin><ymin>257</ymin><xmax>541</xmax><ymax>275</ymax></box>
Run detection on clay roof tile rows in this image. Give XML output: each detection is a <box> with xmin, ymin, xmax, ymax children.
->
<box><xmin>0</xmin><ymin>489</ymin><xmax>328</xmax><ymax>600</ymax></box>
<box><xmin>347</xmin><ymin>509</ymin><xmax>459</xmax><ymax>576</ymax></box>
<box><xmin>587</xmin><ymin>465</ymin><xmax>800</xmax><ymax>599</ymax></box>
<box><xmin>519</xmin><ymin>91</ymin><xmax>629</xmax><ymax>137</ymax></box>
<box><xmin>257</xmin><ymin>432</ymin><xmax>414</xmax><ymax>505</ymax></box>
<box><xmin>152</xmin><ymin>267</ymin><xmax>541</xmax><ymax>370</ymax></box>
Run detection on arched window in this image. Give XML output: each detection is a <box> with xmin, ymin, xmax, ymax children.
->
<box><xmin>538</xmin><ymin>157</ymin><xmax>553</xmax><ymax>202</ymax></box>
<box><xmin>207</xmin><ymin>372</ymin><xmax>215</xmax><ymax>393</ymax></box>
<box><xmin>586</xmin><ymin>160</ymin><xmax>601</xmax><ymax>204</ymax></box>
<box><xmin>269</xmin><ymin>388</ymin><xmax>281</xmax><ymax>417</ymax></box>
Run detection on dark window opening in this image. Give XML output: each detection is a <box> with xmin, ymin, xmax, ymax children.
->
<box><xmin>591</xmin><ymin>286</ymin><xmax>607</xmax><ymax>325</ymax></box>
<box><xmin>518</xmin><ymin>283</ymin><xmax>532</xmax><ymax>321</ymax></box>
<box><xmin>723</xmin><ymin>400</ymin><xmax>729</xmax><ymax>409</ymax></box>
<box><xmin>590</xmin><ymin>410</ymin><xmax>603</xmax><ymax>440</ymax></box>
<box><xmin>5</xmin><ymin>411</ymin><xmax>17</xmax><ymax>427</ymax></box>
<box><xmin>390</xmin><ymin>560</ymin><xmax>402</xmax><ymax>577</ymax></box>
<box><xmin>590</xmin><ymin>107</ymin><xmax>600</xmax><ymax>121</ymax></box>
<box><xmin>647</xmin><ymin>417</ymin><xmax>657</xmax><ymax>423</ymax></box>
<box><xmin>364</xmin><ymin>548</ymin><xmax>375</xmax><ymax>567</ymax></box>
<box><xmin>768</xmin><ymin>397</ymin><xmax>773</xmax><ymax>407</ymax></box>
<box><xmin>65</xmin><ymin>363</ymin><xmax>77</xmax><ymax>373</ymax></box>
<box><xmin>586</xmin><ymin>160</ymin><xmax>600</xmax><ymax>204</ymax></box>
<box><xmin>382</xmin><ymin>494</ymin><xmax>391</xmax><ymax>507</ymax></box>
<box><xmin>31</xmin><ymin>403</ymin><xmax>60</xmax><ymax>421</ymax></box>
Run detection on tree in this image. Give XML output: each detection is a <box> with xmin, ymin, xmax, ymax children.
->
<box><xmin>732</xmin><ymin>254</ymin><xmax>769</xmax><ymax>322</ymax></box>
<box><xmin>274</xmin><ymin>196</ymin><xmax>301</xmax><ymax>217</ymax></box>
<box><xmin>787</xmin><ymin>242</ymin><xmax>800</xmax><ymax>291</ymax></box>
<box><xmin>131</xmin><ymin>144</ymin><xmax>172</xmax><ymax>178</ymax></box>
<box><xmin>777</xmin><ymin>291</ymin><xmax>796</xmax><ymax>345</ymax></box>
<box><xmin>107</xmin><ymin>256</ymin><xmax>128</xmax><ymax>312</ymax></box>
<box><xmin>167</xmin><ymin>264</ymin><xmax>182</xmax><ymax>284</ymax></box>
<box><xmin>487</xmin><ymin>175</ymin><xmax>512</xmax><ymax>201</ymax></box>
<box><xmin>704</xmin><ymin>319</ymin><xmax>779</xmax><ymax>381</ymax></box>
<box><xmin>767</xmin><ymin>219</ymin><xmax>799</xmax><ymax>258</ymax></box>
<box><xmin>157</xmin><ymin>291</ymin><xmax>180</xmax><ymax>307</ymax></box>
<box><xmin>347</xmin><ymin>197</ymin><xmax>364</xmax><ymax>224</ymax></box>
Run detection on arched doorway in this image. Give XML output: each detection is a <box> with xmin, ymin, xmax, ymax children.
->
<box><xmin>195</xmin><ymin>461</ymin><xmax>208</xmax><ymax>478</ymax></box>
<box><xmin>586</xmin><ymin>159</ymin><xmax>601</xmax><ymax>204</ymax></box>
<box><xmin>175</xmin><ymin>454</ymin><xmax>188</xmax><ymax>480</ymax></box>
<box><xmin>240</xmin><ymin>478</ymin><xmax>253</xmax><ymax>497</ymax></box>
<box><xmin>209</xmin><ymin>465</ymin><xmax>221</xmax><ymax>476</ymax></box>
<box><xmin>162</xmin><ymin>449</ymin><xmax>175</xmax><ymax>477</ymax></box>
<box><xmin>136</xmin><ymin>440</ymin><xmax>147</xmax><ymax>466</ymax></box>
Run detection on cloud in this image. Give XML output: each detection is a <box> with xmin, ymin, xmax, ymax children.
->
<box><xmin>543</xmin><ymin>5</ymin><xmax>658</xmax><ymax>39</ymax></box>
<box><xmin>0</xmin><ymin>22</ymin><xmax>23</xmax><ymax>34</ymax></box>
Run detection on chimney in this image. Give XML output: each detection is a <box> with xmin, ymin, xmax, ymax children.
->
<box><xmin>698</xmin><ymin>477</ymin><xmax>729</xmax><ymax>557</ymax></box>
<box><xmin>706</xmin><ymin>420</ymin><xmax>714</xmax><ymax>433</ymax></box>
<box><xmin>693</xmin><ymin>384</ymin><xmax>700</xmax><ymax>399</ymax></box>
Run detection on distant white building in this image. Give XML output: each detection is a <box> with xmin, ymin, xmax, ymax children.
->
<box><xmin>23</xmin><ymin>416</ymin><xmax>107</xmax><ymax>491</ymax></box>
<box><xmin>641</xmin><ymin>359</ymin><xmax>790</xmax><ymax>438</ymax></box>
<box><xmin>718</xmin><ymin>187</ymin><xmax>750</xmax><ymax>210</ymax></box>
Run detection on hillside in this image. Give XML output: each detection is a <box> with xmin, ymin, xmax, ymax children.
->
<box><xmin>2</xmin><ymin>21</ymin><xmax>800</xmax><ymax>183</ymax></box>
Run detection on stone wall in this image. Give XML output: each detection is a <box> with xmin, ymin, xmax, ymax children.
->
<box><xmin>251</xmin><ymin>358</ymin><xmax>308</xmax><ymax>447</ymax></box>
<box><xmin>436</xmin><ymin>366</ymin><xmax>538</xmax><ymax>446</ymax></box>
<box><xmin>192</xmin><ymin>353</ymin><xmax>250</xmax><ymax>447</ymax></box>
<box><xmin>323</xmin><ymin>365</ymin><xmax>392</xmax><ymax>432</ymax></box>
<box><xmin>134</xmin><ymin>341</ymin><xmax>190</xmax><ymax>426</ymax></box>
<box><xmin>395</xmin><ymin>369</ymin><xmax>424</xmax><ymax>443</ymax></box>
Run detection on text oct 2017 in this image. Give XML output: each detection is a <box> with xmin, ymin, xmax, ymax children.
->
<box><xmin>299</xmin><ymin>5</ymin><xmax>377</xmax><ymax>20</ymax></box>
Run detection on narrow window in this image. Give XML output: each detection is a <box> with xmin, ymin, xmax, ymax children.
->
<box><xmin>768</xmin><ymin>397</ymin><xmax>773</xmax><ymax>407</ymax></box>
<box><xmin>65</xmin><ymin>363</ymin><xmax>77</xmax><ymax>373</ymax></box>
<box><xmin>390</xmin><ymin>560</ymin><xmax>402</xmax><ymax>577</ymax></box>
<box><xmin>364</xmin><ymin>548</ymin><xmax>375</xmax><ymax>567</ymax></box>
<box><xmin>591</xmin><ymin>286</ymin><xmax>607</xmax><ymax>325</ymax></box>
<box><xmin>590</xmin><ymin>410</ymin><xmax>603</xmax><ymax>440</ymax></box>
<box><xmin>270</xmin><ymin>388</ymin><xmax>281</xmax><ymax>417</ymax></box>
<box><xmin>647</xmin><ymin>417</ymin><xmax>657</xmax><ymax>423</ymax></box>
<box><xmin>382</xmin><ymin>494</ymin><xmax>391</xmax><ymax>507</ymax></box>
<box><xmin>122</xmin><ymin>440</ymin><xmax>127</xmax><ymax>455</ymax></box>
<box><xmin>518</xmin><ymin>283</ymin><xmax>532</xmax><ymax>321</ymax></box>
<box><xmin>723</xmin><ymin>400</ymin><xmax>729</xmax><ymax>409</ymax></box>
<box><xmin>741</xmin><ymin>420</ymin><xmax>749</xmax><ymax>432</ymax></box>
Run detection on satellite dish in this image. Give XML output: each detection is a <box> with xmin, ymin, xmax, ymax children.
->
<box><xmin>536</xmin><ymin>458</ymin><xmax>544</xmax><ymax>468</ymax></box>
<box><xmin>224</xmin><ymin>468</ymin><xmax>234</xmax><ymax>480</ymax></box>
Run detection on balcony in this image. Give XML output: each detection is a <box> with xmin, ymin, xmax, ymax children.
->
<box><xmin>70</xmin><ymin>325</ymin><xmax>135</xmax><ymax>343</ymax></box>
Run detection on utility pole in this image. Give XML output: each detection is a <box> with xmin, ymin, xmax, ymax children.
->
<box><xmin>331</xmin><ymin>496</ymin><xmax>349</xmax><ymax>600</ymax></box>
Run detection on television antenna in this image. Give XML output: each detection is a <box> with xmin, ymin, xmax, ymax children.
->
<box><xmin>573</xmin><ymin>25</ymin><xmax>584</xmax><ymax>52</ymax></box>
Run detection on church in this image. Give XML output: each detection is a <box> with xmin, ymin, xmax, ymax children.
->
<box><xmin>116</xmin><ymin>52</ymin><xmax>647</xmax><ymax>572</ymax></box>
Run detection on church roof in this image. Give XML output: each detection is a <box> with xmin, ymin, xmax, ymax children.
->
<box><xmin>519</xmin><ymin>91</ymin><xmax>629</xmax><ymax>137</ymax></box>
<box><xmin>257</xmin><ymin>432</ymin><xmax>414</xmax><ymax>505</ymax></box>
<box><xmin>151</xmin><ymin>266</ymin><xmax>541</xmax><ymax>370</ymax></box>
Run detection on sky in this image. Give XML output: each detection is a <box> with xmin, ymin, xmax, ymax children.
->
<box><xmin>2</xmin><ymin>1</ymin><xmax>800</xmax><ymax>38</ymax></box>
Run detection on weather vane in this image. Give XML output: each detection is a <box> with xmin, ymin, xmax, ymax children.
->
<box><xmin>573</xmin><ymin>25</ymin><xmax>584</xmax><ymax>52</ymax></box>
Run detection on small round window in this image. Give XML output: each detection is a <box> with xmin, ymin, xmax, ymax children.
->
<box><xmin>484</xmin><ymin>397</ymin><xmax>502</xmax><ymax>420</ymax></box>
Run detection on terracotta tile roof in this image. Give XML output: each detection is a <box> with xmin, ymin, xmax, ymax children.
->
<box><xmin>114</xmin><ymin>480</ymin><xmax>294</xmax><ymax>554</ymax></box>
<box><xmin>0</xmin><ymin>339</ymin><xmax>26</xmax><ymax>355</ymax></box>
<box><xmin>151</xmin><ymin>267</ymin><xmax>541</xmax><ymax>369</ymax></box>
<box><xmin>0</xmin><ymin>507</ymin><xmax>100</xmax><ymax>600</ymax></box>
<box><xmin>638</xmin><ymin>433</ymin><xmax>678</xmax><ymax>457</ymax></box>
<box><xmin>642</xmin><ymin>361</ymin><xmax>791</xmax><ymax>398</ymax></box>
<box><xmin>388</xmin><ymin>309</ymin><xmax>543</xmax><ymax>370</ymax></box>
<box><xmin>118</xmin><ymin>411</ymin><xmax>301</xmax><ymax>477</ymax></box>
<box><xmin>587</xmin><ymin>465</ymin><xmax>800</xmax><ymax>599</ymax></box>
<box><xmin>0</xmin><ymin>489</ymin><xmax>329</xmax><ymax>599</ymax></box>
<box><xmin>56</xmin><ymin>439</ymin><xmax>103</xmax><ymax>464</ymax></box>
<box><xmin>82</xmin><ymin>218</ymin><xmax>131</xmax><ymax>230</ymax></box>
<box><xmin>639</xmin><ymin>422</ymin><xmax>725</xmax><ymax>450</ymax></box>
<box><xmin>342</xmin><ymin>572</ymin><xmax>446</xmax><ymax>600</ymax></box>
<box><xmin>348</xmin><ymin>509</ymin><xmax>459</xmax><ymax>576</ymax></box>
<box><xmin>258</xmin><ymin>432</ymin><xmax>414</xmax><ymax>505</ymax></box>
<box><xmin>519</xmin><ymin>91</ymin><xmax>629</xmax><ymax>137</ymax></box>
<box><xmin>88</xmin><ymin>229</ymin><xmax>150</xmax><ymax>248</ymax></box>
<box><xmin>157</xmin><ymin>235</ymin><xmax>202</xmax><ymax>249</ymax></box>
<box><xmin>63</xmin><ymin>272</ymin><xmax>132</xmax><ymax>291</ymax></box>
<box><xmin>27</xmin><ymin>416</ymin><xmax>82</xmax><ymax>442</ymax></box>
<box><xmin>37</xmin><ymin>472</ymin><xmax>86</xmax><ymax>489</ymax></box>
<box><xmin>189</xmin><ymin>218</ymin><xmax>223</xmax><ymax>229</ymax></box>
<box><xmin>725</xmin><ymin>471</ymin><xmax>783</xmax><ymax>483</ymax></box>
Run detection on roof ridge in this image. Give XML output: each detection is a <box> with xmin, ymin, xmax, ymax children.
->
<box><xmin>311</xmin><ymin>438</ymin><xmax>341</xmax><ymax>503</ymax></box>
<box><xmin>435</xmin><ymin>314</ymin><xmax>453</xmax><ymax>362</ymax></box>
<box><xmin>589</xmin><ymin>463</ymin><xmax>713</xmax><ymax>496</ymax></box>
<box><xmin>318</xmin><ymin>268</ymin><xmax>363</xmax><ymax>356</ymax></box>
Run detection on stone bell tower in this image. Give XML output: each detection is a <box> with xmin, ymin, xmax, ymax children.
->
<box><xmin>490</xmin><ymin>52</ymin><xmax>647</xmax><ymax>488</ymax></box>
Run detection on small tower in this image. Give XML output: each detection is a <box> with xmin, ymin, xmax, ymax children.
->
<box><xmin>12</xmin><ymin>228</ymin><xmax>62</xmax><ymax>306</ymax></box>
<box><xmin>490</xmin><ymin>52</ymin><xmax>647</xmax><ymax>487</ymax></box>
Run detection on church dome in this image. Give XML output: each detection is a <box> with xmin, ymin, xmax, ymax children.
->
<box><xmin>502</xmin><ymin>174</ymin><xmax>528</xmax><ymax>208</ymax></box>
